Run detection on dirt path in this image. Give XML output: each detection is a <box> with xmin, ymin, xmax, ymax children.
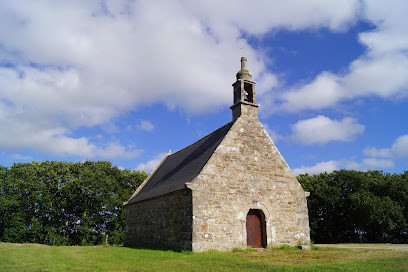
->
<box><xmin>316</xmin><ymin>243</ymin><xmax>408</xmax><ymax>252</ymax></box>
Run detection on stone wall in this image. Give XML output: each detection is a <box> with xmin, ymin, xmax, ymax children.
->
<box><xmin>186</xmin><ymin>108</ymin><xmax>310</xmax><ymax>252</ymax></box>
<box><xmin>125</xmin><ymin>189</ymin><xmax>193</xmax><ymax>250</ymax></box>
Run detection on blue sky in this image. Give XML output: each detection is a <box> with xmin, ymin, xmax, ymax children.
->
<box><xmin>0</xmin><ymin>0</ymin><xmax>407</xmax><ymax>175</ymax></box>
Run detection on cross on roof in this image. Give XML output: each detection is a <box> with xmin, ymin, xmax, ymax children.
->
<box><xmin>240</xmin><ymin>46</ymin><xmax>247</xmax><ymax>56</ymax></box>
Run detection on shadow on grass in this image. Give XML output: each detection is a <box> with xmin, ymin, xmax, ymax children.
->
<box><xmin>123</xmin><ymin>243</ymin><xmax>193</xmax><ymax>253</ymax></box>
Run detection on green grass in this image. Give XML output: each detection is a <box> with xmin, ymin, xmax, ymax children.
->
<box><xmin>0</xmin><ymin>243</ymin><xmax>407</xmax><ymax>272</ymax></box>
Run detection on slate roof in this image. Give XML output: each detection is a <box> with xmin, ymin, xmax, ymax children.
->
<box><xmin>126</xmin><ymin>122</ymin><xmax>234</xmax><ymax>204</ymax></box>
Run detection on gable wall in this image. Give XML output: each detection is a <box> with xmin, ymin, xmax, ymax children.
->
<box><xmin>187</xmin><ymin>116</ymin><xmax>310</xmax><ymax>252</ymax></box>
<box><xmin>125</xmin><ymin>189</ymin><xmax>192</xmax><ymax>250</ymax></box>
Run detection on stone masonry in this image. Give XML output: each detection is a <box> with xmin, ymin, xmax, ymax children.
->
<box><xmin>186</xmin><ymin>115</ymin><xmax>310</xmax><ymax>251</ymax></box>
<box><xmin>125</xmin><ymin>189</ymin><xmax>193</xmax><ymax>250</ymax></box>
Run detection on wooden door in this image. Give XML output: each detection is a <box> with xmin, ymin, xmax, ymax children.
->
<box><xmin>246</xmin><ymin>209</ymin><xmax>263</xmax><ymax>248</ymax></box>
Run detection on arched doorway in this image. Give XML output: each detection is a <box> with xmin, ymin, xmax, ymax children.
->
<box><xmin>246</xmin><ymin>209</ymin><xmax>266</xmax><ymax>248</ymax></box>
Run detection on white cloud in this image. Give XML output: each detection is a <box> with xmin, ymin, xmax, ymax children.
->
<box><xmin>278</xmin><ymin>55</ymin><xmax>408</xmax><ymax>113</ymax></box>
<box><xmin>343</xmin><ymin>158</ymin><xmax>395</xmax><ymax>171</ymax></box>
<box><xmin>364</xmin><ymin>134</ymin><xmax>408</xmax><ymax>158</ymax></box>
<box><xmin>360</xmin><ymin>0</ymin><xmax>408</xmax><ymax>56</ymax></box>
<box><xmin>0</xmin><ymin>0</ymin><xmax>403</xmax><ymax>158</ymax></box>
<box><xmin>10</xmin><ymin>153</ymin><xmax>32</xmax><ymax>161</ymax></box>
<box><xmin>291</xmin><ymin>115</ymin><xmax>365</xmax><ymax>145</ymax></box>
<box><xmin>0</xmin><ymin>110</ymin><xmax>141</xmax><ymax>159</ymax></box>
<box><xmin>136</xmin><ymin>152</ymin><xmax>168</xmax><ymax>173</ymax></box>
<box><xmin>274</xmin><ymin>0</ymin><xmax>408</xmax><ymax>113</ymax></box>
<box><xmin>343</xmin><ymin>53</ymin><xmax>408</xmax><ymax>98</ymax></box>
<box><xmin>293</xmin><ymin>160</ymin><xmax>338</xmax><ymax>175</ymax></box>
<box><xmin>138</xmin><ymin>120</ymin><xmax>155</xmax><ymax>132</ymax></box>
<box><xmin>0</xmin><ymin>0</ymin><xmax>276</xmax><ymax>157</ymax></box>
<box><xmin>392</xmin><ymin>135</ymin><xmax>408</xmax><ymax>157</ymax></box>
<box><xmin>183</xmin><ymin>0</ymin><xmax>360</xmax><ymax>35</ymax></box>
<box><xmin>96</xmin><ymin>143</ymin><xmax>142</xmax><ymax>159</ymax></box>
<box><xmin>293</xmin><ymin>157</ymin><xmax>395</xmax><ymax>175</ymax></box>
<box><xmin>363</xmin><ymin>147</ymin><xmax>393</xmax><ymax>158</ymax></box>
<box><xmin>0</xmin><ymin>0</ymin><xmax>363</xmax><ymax>117</ymax></box>
<box><xmin>281</xmin><ymin>72</ymin><xmax>343</xmax><ymax>112</ymax></box>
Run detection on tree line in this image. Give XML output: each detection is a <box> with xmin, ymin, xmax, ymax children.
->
<box><xmin>0</xmin><ymin>161</ymin><xmax>146</xmax><ymax>245</ymax></box>
<box><xmin>1</xmin><ymin>161</ymin><xmax>407</xmax><ymax>245</ymax></box>
<box><xmin>298</xmin><ymin>170</ymin><xmax>408</xmax><ymax>243</ymax></box>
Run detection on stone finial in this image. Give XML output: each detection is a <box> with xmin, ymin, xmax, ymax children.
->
<box><xmin>241</xmin><ymin>56</ymin><xmax>247</xmax><ymax>69</ymax></box>
<box><xmin>236</xmin><ymin>56</ymin><xmax>252</xmax><ymax>80</ymax></box>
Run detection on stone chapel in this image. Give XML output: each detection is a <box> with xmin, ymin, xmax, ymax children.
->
<box><xmin>124</xmin><ymin>57</ymin><xmax>311</xmax><ymax>252</ymax></box>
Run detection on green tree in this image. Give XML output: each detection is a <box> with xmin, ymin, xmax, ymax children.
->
<box><xmin>0</xmin><ymin>161</ymin><xmax>146</xmax><ymax>245</ymax></box>
<box><xmin>299</xmin><ymin>170</ymin><xmax>408</xmax><ymax>243</ymax></box>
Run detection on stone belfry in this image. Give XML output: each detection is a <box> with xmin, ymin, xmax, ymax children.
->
<box><xmin>230</xmin><ymin>56</ymin><xmax>259</xmax><ymax>121</ymax></box>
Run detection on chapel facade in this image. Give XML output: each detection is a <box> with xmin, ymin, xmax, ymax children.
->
<box><xmin>124</xmin><ymin>57</ymin><xmax>311</xmax><ymax>252</ymax></box>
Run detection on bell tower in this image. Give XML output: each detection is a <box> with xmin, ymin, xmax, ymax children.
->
<box><xmin>230</xmin><ymin>56</ymin><xmax>259</xmax><ymax>121</ymax></box>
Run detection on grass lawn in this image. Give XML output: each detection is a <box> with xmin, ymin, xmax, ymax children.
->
<box><xmin>0</xmin><ymin>243</ymin><xmax>407</xmax><ymax>272</ymax></box>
